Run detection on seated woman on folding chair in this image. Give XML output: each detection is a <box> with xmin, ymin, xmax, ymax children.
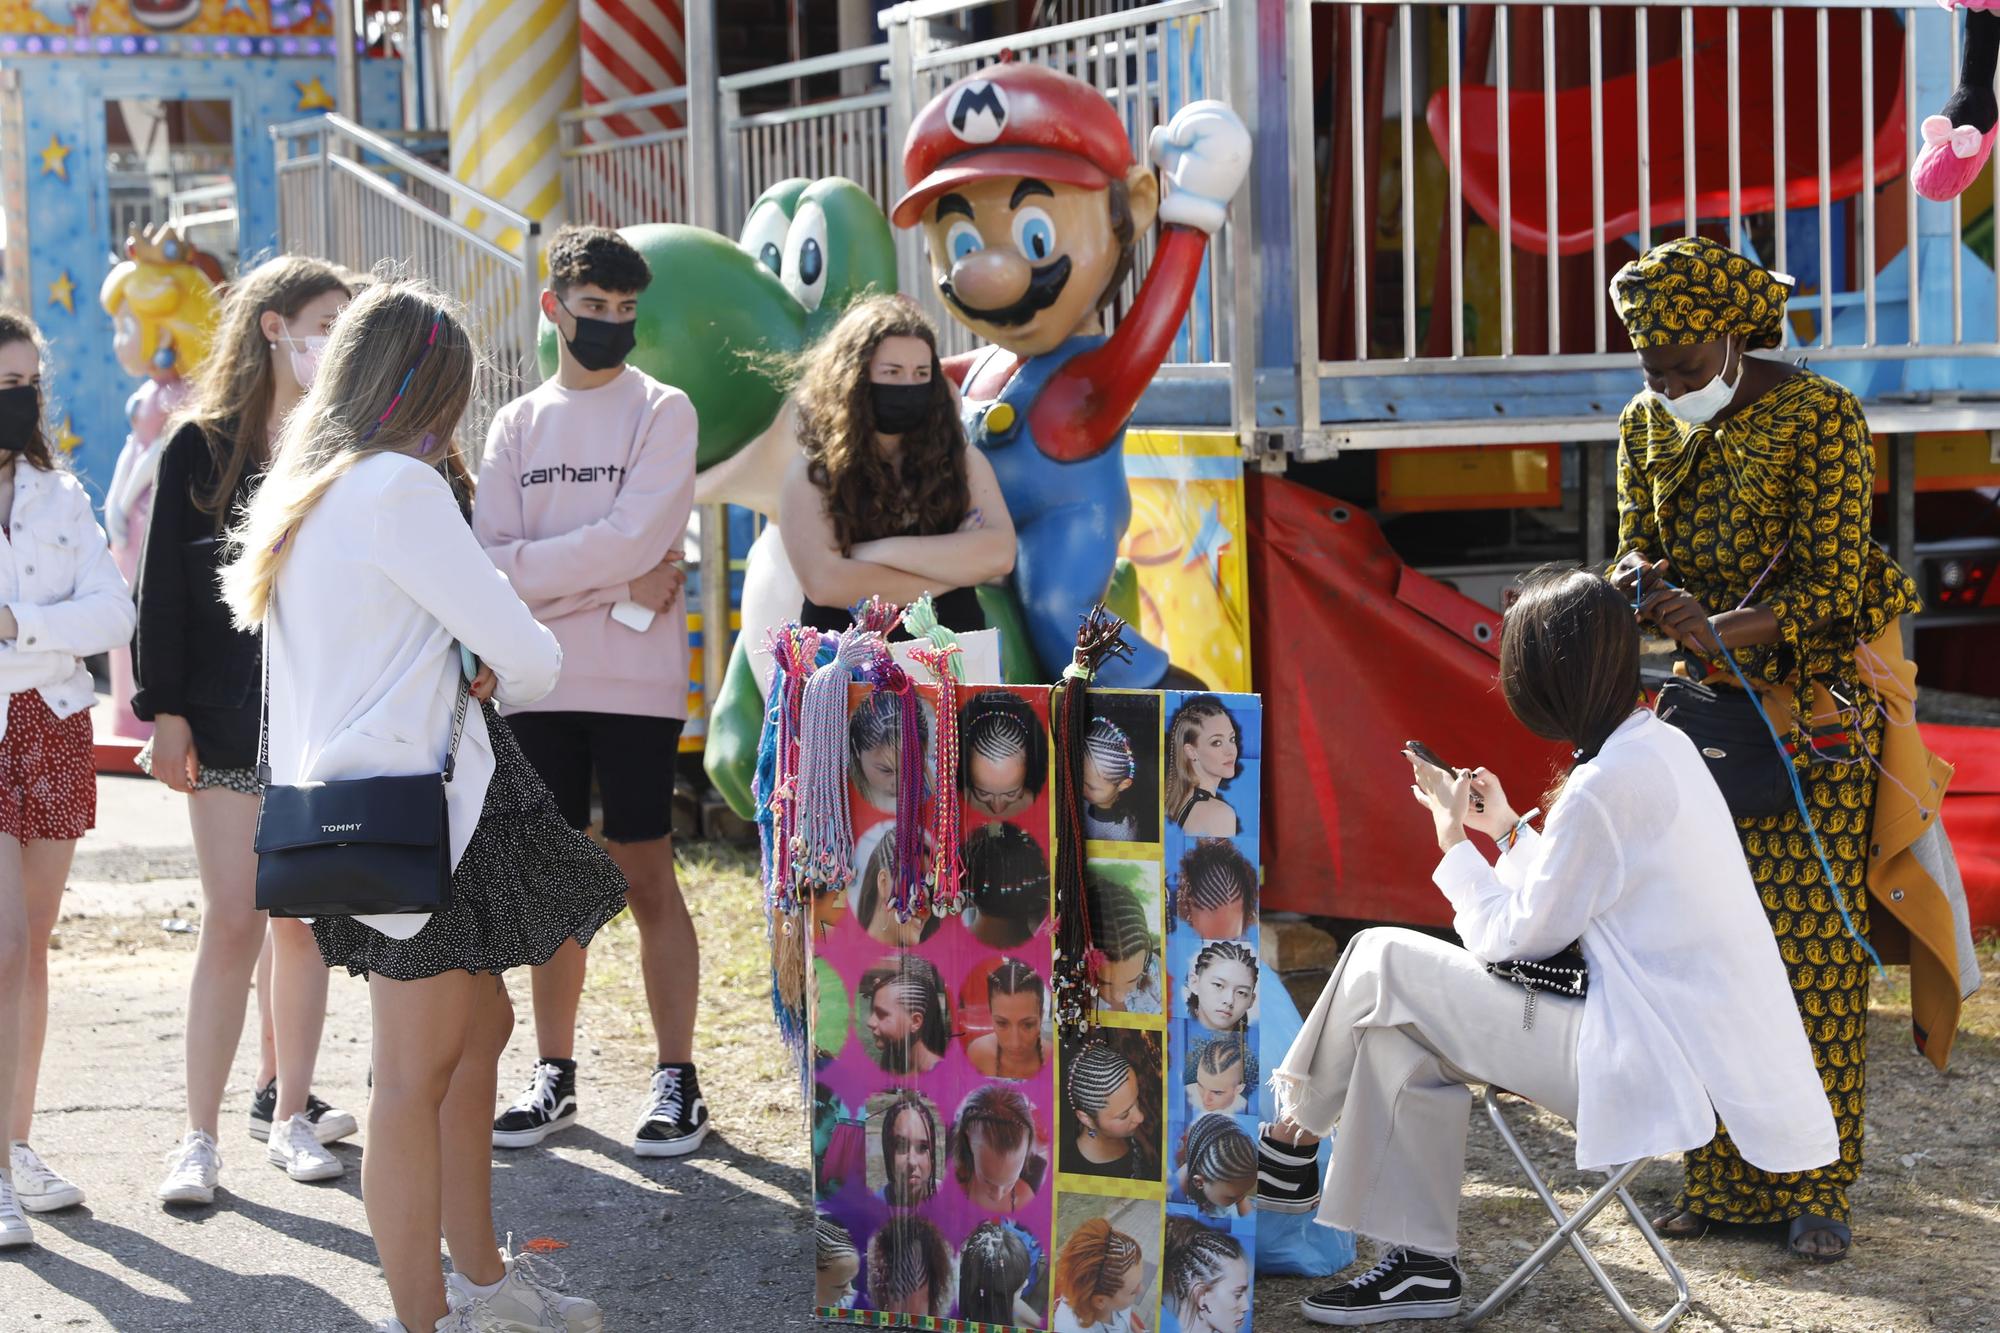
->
<box><xmin>1273</xmin><ymin>567</ymin><xmax>1839</xmax><ymax>1327</ymax></box>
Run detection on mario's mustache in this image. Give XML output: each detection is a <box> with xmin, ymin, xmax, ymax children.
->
<box><xmin>940</xmin><ymin>255</ymin><xmax>1072</xmax><ymax>327</ymax></box>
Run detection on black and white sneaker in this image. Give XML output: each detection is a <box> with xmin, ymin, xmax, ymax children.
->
<box><xmin>247</xmin><ymin>1079</ymin><xmax>359</xmax><ymax>1145</ymax></box>
<box><xmin>1301</xmin><ymin>1248</ymin><xmax>1463</xmax><ymax>1325</ymax></box>
<box><xmin>492</xmin><ymin>1059</ymin><xmax>579</xmax><ymax>1149</ymax></box>
<box><xmin>633</xmin><ymin>1064</ymin><xmax>709</xmax><ymax>1158</ymax></box>
<box><xmin>1256</xmin><ymin>1122</ymin><xmax>1323</xmax><ymax>1214</ymax></box>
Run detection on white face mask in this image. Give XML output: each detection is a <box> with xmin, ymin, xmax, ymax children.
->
<box><xmin>1649</xmin><ymin>337</ymin><xmax>1740</xmax><ymax>425</ymax></box>
<box><xmin>277</xmin><ymin>332</ymin><xmax>327</xmax><ymax>389</ymax></box>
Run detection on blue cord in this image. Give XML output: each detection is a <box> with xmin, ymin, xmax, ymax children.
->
<box><xmin>1709</xmin><ymin>632</ymin><xmax>1886</xmax><ymax>979</ymax></box>
<box><xmin>1636</xmin><ymin>565</ymin><xmax>1884</xmax><ymax>975</ymax></box>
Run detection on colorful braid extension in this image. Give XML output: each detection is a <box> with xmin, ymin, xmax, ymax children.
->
<box><xmin>1050</xmin><ymin>606</ymin><xmax>1134</xmax><ymax>1038</ymax></box>
<box><xmin>909</xmin><ymin>639</ymin><xmax>966</xmax><ymax>916</ymax></box>
<box><xmin>361</xmin><ymin>311</ymin><xmax>445</xmax><ymax>443</ymax></box>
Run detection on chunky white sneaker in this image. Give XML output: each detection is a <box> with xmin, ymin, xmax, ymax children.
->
<box><xmin>374</xmin><ymin>1312</ymin><xmax>506</xmax><ymax>1332</ymax></box>
<box><xmin>0</xmin><ymin>1175</ymin><xmax>33</xmax><ymax>1248</ymax></box>
<box><xmin>446</xmin><ymin>1242</ymin><xmax>603</xmax><ymax>1333</ymax></box>
<box><xmin>10</xmin><ymin>1143</ymin><xmax>84</xmax><ymax>1212</ymax></box>
<box><xmin>157</xmin><ymin>1130</ymin><xmax>221</xmax><ymax>1206</ymax></box>
<box><xmin>266</xmin><ymin>1113</ymin><xmax>344</xmax><ymax>1182</ymax></box>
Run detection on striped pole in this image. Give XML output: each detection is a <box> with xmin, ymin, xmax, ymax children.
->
<box><xmin>445</xmin><ymin>0</ymin><xmax>579</xmax><ymax>250</ymax></box>
<box><xmin>576</xmin><ymin>1</ymin><xmax>687</xmax><ymax>225</ymax></box>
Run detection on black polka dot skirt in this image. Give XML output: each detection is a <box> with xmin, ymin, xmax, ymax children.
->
<box><xmin>308</xmin><ymin>702</ymin><xmax>630</xmax><ymax>981</ymax></box>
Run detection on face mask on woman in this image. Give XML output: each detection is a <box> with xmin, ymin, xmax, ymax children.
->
<box><xmin>280</xmin><ymin>334</ymin><xmax>328</xmax><ymax>389</ymax></box>
<box><xmin>0</xmin><ymin>384</ymin><xmax>40</xmax><ymax>452</ymax></box>
<box><xmin>871</xmin><ymin>381</ymin><xmax>933</xmax><ymax>435</ymax></box>
<box><xmin>1651</xmin><ymin>336</ymin><xmax>1740</xmax><ymax>425</ymax></box>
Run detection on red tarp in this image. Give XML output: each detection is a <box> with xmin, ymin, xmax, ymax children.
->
<box><xmin>1247</xmin><ymin>473</ymin><xmax>2000</xmax><ymax>935</ymax></box>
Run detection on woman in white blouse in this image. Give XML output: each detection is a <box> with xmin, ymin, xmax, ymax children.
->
<box><xmin>1275</xmin><ymin>566</ymin><xmax>1838</xmax><ymax>1327</ymax></box>
<box><xmin>223</xmin><ymin>282</ymin><xmax>625</xmax><ymax>1333</ymax></box>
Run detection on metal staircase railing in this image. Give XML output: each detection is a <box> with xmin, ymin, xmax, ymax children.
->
<box><xmin>271</xmin><ymin>114</ymin><xmax>542</xmax><ymax>459</ymax></box>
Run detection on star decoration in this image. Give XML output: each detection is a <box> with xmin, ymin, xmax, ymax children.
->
<box><xmin>295</xmin><ymin>76</ymin><xmax>336</xmax><ymax>113</ymax></box>
<box><xmin>46</xmin><ymin>271</ymin><xmax>75</xmax><ymax>315</ymax></box>
<box><xmin>53</xmin><ymin>416</ymin><xmax>81</xmax><ymax>455</ymax></box>
<box><xmin>38</xmin><ymin>133</ymin><xmax>71</xmax><ymax>179</ymax></box>
<box><xmin>1182</xmin><ymin>500</ymin><xmax>1233</xmax><ymax>585</ymax></box>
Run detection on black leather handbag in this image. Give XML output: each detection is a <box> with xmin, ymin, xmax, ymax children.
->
<box><xmin>253</xmin><ymin>645</ymin><xmax>469</xmax><ymax>919</ymax></box>
<box><xmin>1654</xmin><ymin>676</ymin><xmax>1795</xmax><ymax>818</ymax></box>
<box><xmin>1487</xmin><ymin>943</ymin><xmax>1589</xmax><ymax>1032</ymax></box>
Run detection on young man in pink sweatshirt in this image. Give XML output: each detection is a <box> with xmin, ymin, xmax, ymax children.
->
<box><xmin>473</xmin><ymin>225</ymin><xmax>709</xmax><ymax>1159</ymax></box>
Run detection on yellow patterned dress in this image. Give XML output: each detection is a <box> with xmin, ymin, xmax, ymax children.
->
<box><xmin>1615</xmin><ymin>368</ymin><xmax>1919</xmax><ymax>1226</ymax></box>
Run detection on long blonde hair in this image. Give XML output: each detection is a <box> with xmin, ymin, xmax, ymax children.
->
<box><xmin>175</xmin><ymin>255</ymin><xmax>350</xmax><ymax>529</ymax></box>
<box><xmin>222</xmin><ymin>280</ymin><xmax>475</xmax><ymax>627</ymax></box>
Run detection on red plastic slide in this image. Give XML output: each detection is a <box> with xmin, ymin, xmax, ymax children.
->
<box><xmin>1247</xmin><ymin>473</ymin><xmax>2000</xmax><ymax>935</ymax></box>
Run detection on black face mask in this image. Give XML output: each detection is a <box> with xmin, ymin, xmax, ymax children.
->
<box><xmin>558</xmin><ymin>303</ymin><xmax>637</xmax><ymax>372</ymax></box>
<box><xmin>0</xmin><ymin>385</ymin><xmax>40</xmax><ymax>453</ymax></box>
<box><xmin>871</xmin><ymin>382</ymin><xmax>934</xmax><ymax>436</ymax></box>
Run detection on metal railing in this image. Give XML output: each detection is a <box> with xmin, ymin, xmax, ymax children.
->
<box><xmin>558</xmin><ymin>87</ymin><xmax>693</xmax><ymax>230</ymax></box>
<box><xmin>1302</xmin><ymin>0</ymin><xmax>1992</xmax><ymax>395</ymax></box>
<box><xmin>720</xmin><ymin>45</ymin><xmax>894</xmax><ymax>234</ymax></box>
<box><xmin>272</xmin><ymin>115</ymin><xmax>541</xmax><ymax>457</ymax></box>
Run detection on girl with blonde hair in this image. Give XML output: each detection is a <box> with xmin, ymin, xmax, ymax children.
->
<box><xmin>142</xmin><ymin>255</ymin><xmax>360</xmax><ymax>1205</ymax></box>
<box><xmin>223</xmin><ymin>280</ymin><xmax>625</xmax><ymax>1333</ymax></box>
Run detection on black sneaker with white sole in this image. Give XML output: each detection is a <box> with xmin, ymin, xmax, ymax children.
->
<box><xmin>492</xmin><ymin>1058</ymin><xmax>579</xmax><ymax>1149</ymax></box>
<box><xmin>633</xmin><ymin>1063</ymin><xmax>709</xmax><ymax>1158</ymax></box>
<box><xmin>247</xmin><ymin>1079</ymin><xmax>360</xmax><ymax>1145</ymax></box>
<box><xmin>1301</xmin><ymin>1248</ymin><xmax>1463</xmax><ymax>1325</ymax></box>
<box><xmin>1256</xmin><ymin>1122</ymin><xmax>1323</xmax><ymax>1214</ymax></box>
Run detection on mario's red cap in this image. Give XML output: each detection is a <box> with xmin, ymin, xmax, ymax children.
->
<box><xmin>893</xmin><ymin>57</ymin><xmax>1135</xmax><ymax>229</ymax></box>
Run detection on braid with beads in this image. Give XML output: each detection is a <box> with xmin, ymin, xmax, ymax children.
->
<box><xmin>1050</xmin><ymin>607</ymin><xmax>1133</xmax><ymax>1037</ymax></box>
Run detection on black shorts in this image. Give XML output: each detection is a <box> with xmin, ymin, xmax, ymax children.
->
<box><xmin>504</xmin><ymin>710</ymin><xmax>685</xmax><ymax>844</ymax></box>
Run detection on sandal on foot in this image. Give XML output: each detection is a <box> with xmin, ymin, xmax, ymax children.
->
<box><xmin>1787</xmin><ymin>1213</ymin><xmax>1851</xmax><ymax>1263</ymax></box>
<box><xmin>1648</xmin><ymin>1208</ymin><xmax>1711</xmax><ymax>1239</ymax></box>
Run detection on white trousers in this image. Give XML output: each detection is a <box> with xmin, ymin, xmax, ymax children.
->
<box><xmin>1275</xmin><ymin>927</ymin><xmax>1583</xmax><ymax>1257</ymax></box>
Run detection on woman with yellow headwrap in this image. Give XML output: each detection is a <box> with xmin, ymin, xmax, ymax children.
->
<box><xmin>1608</xmin><ymin>237</ymin><xmax>1974</xmax><ymax>1263</ymax></box>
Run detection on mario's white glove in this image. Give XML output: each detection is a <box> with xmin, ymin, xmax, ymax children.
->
<box><xmin>1149</xmin><ymin>100</ymin><xmax>1252</xmax><ymax>235</ymax></box>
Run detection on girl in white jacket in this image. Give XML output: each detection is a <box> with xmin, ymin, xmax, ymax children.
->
<box><xmin>1275</xmin><ymin>567</ymin><xmax>1840</xmax><ymax>1326</ymax></box>
<box><xmin>0</xmin><ymin>310</ymin><xmax>138</xmax><ymax>1248</ymax></box>
<box><xmin>222</xmin><ymin>282</ymin><xmax>626</xmax><ymax>1333</ymax></box>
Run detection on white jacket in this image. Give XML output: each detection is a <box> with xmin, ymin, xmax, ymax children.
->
<box><xmin>1432</xmin><ymin>709</ymin><xmax>1841</xmax><ymax>1174</ymax></box>
<box><xmin>0</xmin><ymin>462</ymin><xmax>136</xmax><ymax>738</ymax></box>
<box><xmin>264</xmin><ymin>452</ymin><xmax>562</xmax><ymax>938</ymax></box>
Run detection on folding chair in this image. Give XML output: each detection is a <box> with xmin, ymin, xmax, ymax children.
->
<box><xmin>1463</xmin><ymin>1092</ymin><xmax>1692</xmax><ymax>1332</ymax></box>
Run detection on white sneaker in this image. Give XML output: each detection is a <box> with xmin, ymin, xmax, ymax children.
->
<box><xmin>157</xmin><ymin>1130</ymin><xmax>221</xmax><ymax>1206</ymax></box>
<box><xmin>0</xmin><ymin>1174</ymin><xmax>33</xmax><ymax>1248</ymax></box>
<box><xmin>446</xmin><ymin>1241</ymin><xmax>603</xmax><ymax>1333</ymax></box>
<box><xmin>10</xmin><ymin>1143</ymin><xmax>84</xmax><ymax>1212</ymax></box>
<box><xmin>374</xmin><ymin>1313</ymin><xmax>506</xmax><ymax>1332</ymax></box>
<box><xmin>266</xmin><ymin>1113</ymin><xmax>344</xmax><ymax>1182</ymax></box>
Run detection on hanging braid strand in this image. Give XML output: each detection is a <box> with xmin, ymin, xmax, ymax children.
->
<box><xmin>1050</xmin><ymin>607</ymin><xmax>1132</xmax><ymax>1039</ymax></box>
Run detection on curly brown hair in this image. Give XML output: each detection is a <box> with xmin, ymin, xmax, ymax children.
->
<box><xmin>794</xmin><ymin>295</ymin><xmax>969</xmax><ymax>555</ymax></box>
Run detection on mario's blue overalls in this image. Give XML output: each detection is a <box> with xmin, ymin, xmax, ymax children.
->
<box><xmin>962</xmin><ymin>337</ymin><xmax>1171</xmax><ymax>689</ymax></box>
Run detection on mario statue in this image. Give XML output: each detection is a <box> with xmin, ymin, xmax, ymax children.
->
<box><xmin>893</xmin><ymin>55</ymin><xmax>1250</xmax><ymax>688</ymax></box>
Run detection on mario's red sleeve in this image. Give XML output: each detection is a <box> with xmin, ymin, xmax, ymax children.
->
<box><xmin>942</xmin><ymin>351</ymin><xmax>979</xmax><ymax>389</ymax></box>
<box><xmin>1027</xmin><ymin>225</ymin><xmax>1209</xmax><ymax>463</ymax></box>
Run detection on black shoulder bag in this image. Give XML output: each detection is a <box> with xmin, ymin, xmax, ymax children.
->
<box><xmin>1653</xmin><ymin>675</ymin><xmax>1795</xmax><ymax>818</ymax></box>
<box><xmin>252</xmin><ymin>622</ymin><xmax>468</xmax><ymax>919</ymax></box>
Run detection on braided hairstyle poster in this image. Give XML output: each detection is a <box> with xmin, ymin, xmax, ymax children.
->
<box><xmin>810</xmin><ymin>683</ymin><xmax>1261</xmax><ymax>1333</ymax></box>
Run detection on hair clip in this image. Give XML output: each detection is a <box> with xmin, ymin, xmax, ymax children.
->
<box><xmin>420</xmin><ymin>432</ymin><xmax>437</xmax><ymax>455</ymax></box>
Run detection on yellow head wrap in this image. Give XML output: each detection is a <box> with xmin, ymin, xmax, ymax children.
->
<box><xmin>1609</xmin><ymin>236</ymin><xmax>1793</xmax><ymax>351</ymax></box>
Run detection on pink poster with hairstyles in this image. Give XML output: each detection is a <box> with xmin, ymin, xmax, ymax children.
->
<box><xmin>811</xmin><ymin>684</ymin><xmax>1261</xmax><ymax>1333</ymax></box>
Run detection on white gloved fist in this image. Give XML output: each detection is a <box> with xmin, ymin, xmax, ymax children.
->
<box><xmin>1149</xmin><ymin>100</ymin><xmax>1252</xmax><ymax>235</ymax></box>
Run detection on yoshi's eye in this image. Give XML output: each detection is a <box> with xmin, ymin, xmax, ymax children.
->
<box><xmin>738</xmin><ymin>201</ymin><xmax>791</xmax><ymax>278</ymax></box>
<box><xmin>947</xmin><ymin>220</ymin><xmax>984</xmax><ymax>265</ymax></box>
<box><xmin>1012</xmin><ymin>207</ymin><xmax>1057</xmax><ymax>264</ymax></box>
<box><xmin>782</xmin><ymin>201</ymin><xmax>830</xmax><ymax>313</ymax></box>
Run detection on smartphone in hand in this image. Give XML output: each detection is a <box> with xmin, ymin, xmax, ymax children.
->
<box><xmin>1403</xmin><ymin>740</ymin><xmax>1485</xmax><ymax>813</ymax></box>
